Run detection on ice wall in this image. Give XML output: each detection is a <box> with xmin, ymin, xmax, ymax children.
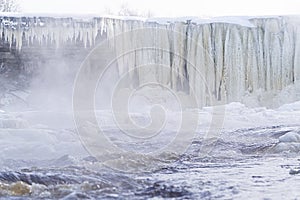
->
<box><xmin>100</xmin><ymin>17</ymin><xmax>300</xmax><ymax>106</ymax></box>
<box><xmin>1</xmin><ymin>15</ymin><xmax>299</xmax><ymax>107</ymax></box>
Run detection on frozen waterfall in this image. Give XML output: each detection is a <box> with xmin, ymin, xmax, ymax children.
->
<box><xmin>1</xmin><ymin>15</ymin><xmax>300</xmax><ymax>107</ymax></box>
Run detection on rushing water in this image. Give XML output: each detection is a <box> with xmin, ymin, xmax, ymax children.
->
<box><xmin>1</xmin><ymin>155</ymin><xmax>300</xmax><ymax>199</ymax></box>
<box><xmin>0</xmin><ymin>100</ymin><xmax>300</xmax><ymax>199</ymax></box>
<box><xmin>1</xmin><ymin>107</ymin><xmax>300</xmax><ymax>199</ymax></box>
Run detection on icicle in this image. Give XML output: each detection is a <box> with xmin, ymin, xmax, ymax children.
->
<box><xmin>0</xmin><ymin>15</ymin><xmax>299</xmax><ymax>107</ymax></box>
<box><xmin>100</xmin><ymin>17</ymin><xmax>106</xmax><ymax>35</ymax></box>
<box><xmin>7</xmin><ymin>28</ymin><xmax>13</xmax><ymax>49</ymax></box>
<box><xmin>294</xmin><ymin>26</ymin><xmax>300</xmax><ymax>81</ymax></box>
<box><xmin>15</xmin><ymin>28</ymin><xmax>22</xmax><ymax>51</ymax></box>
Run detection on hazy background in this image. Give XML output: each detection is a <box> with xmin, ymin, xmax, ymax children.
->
<box><xmin>19</xmin><ymin>0</ymin><xmax>300</xmax><ymax>17</ymax></box>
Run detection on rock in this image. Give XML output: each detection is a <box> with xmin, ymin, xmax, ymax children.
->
<box><xmin>9</xmin><ymin>181</ymin><xmax>31</xmax><ymax>196</ymax></box>
<box><xmin>289</xmin><ymin>169</ymin><xmax>300</xmax><ymax>175</ymax></box>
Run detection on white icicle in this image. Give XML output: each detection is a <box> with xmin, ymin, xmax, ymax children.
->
<box><xmin>0</xmin><ymin>15</ymin><xmax>299</xmax><ymax>108</ymax></box>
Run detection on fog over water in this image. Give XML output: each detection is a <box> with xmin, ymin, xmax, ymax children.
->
<box><xmin>0</xmin><ymin>14</ymin><xmax>300</xmax><ymax>199</ymax></box>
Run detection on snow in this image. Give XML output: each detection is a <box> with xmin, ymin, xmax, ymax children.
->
<box><xmin>146</xmin><ymin>16</ymin><xmax>256</xmax><ymax>27</ymax></box>
<box><xmin>0</xmin><ymin>12</ymin><xmax>147</xmax><ymax>21</ymax></box>
<box><xmin>278</xmin><ymin>100</ymin><xmax>300</xmax><ymax>111</ymax></box>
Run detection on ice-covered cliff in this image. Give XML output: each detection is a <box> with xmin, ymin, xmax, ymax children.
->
<box><xmin>1</xmin><ymin>14</ymin><xmax>300</xmax><ymax>107</ymax></box>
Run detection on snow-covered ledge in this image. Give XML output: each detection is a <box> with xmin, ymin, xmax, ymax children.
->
<box><xmin>0</xmin><ymin>13</ymin><xmax>299</xmax><ymax>50</ymax></box>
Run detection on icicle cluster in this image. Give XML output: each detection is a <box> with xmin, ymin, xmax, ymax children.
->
<box><xmin>1</xmin><ymin>15</ymin><xmax>299</xmax><ymax>106</ymax></box>
<box><xmin>100</xmin><ymin>16</ymin><xmax>300</xmax><ymax>106</ymax></box>
<box><xmin>0</xmin><ymin>16</ymin><xmax>105</xmax><ymax>50</ymax></box>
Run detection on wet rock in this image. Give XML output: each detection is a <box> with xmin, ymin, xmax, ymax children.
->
<box><xmin>9</xmin><ymin>181</ymin><xmax>31</xmax><ymax>196</ymax></box>
<box><xmin>0</xmin><ymin>171</ymin><xmax>79</xmax><ymax>186</ymax></box>
<box><xmin>136</xmin><ymin>182</ymin><xmax>190</xmax><ymax>198</ymax></box>
<box><xmin>289</xmin><ymin>169</ymin><xmax>300</xmax><ymax>175</ymax></box>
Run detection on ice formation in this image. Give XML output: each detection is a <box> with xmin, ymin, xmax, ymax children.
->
<box><xmin>1</xmin><ymin>15</ymin><xmax>300</xmax><ymax>107</ymax></box>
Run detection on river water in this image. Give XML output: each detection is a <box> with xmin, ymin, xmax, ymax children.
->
<box><xmin>0</xmin><ymin>102</ymin><xmax>300</xmax><ymax>199</ymax></box>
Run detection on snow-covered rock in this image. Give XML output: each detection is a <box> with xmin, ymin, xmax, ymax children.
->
<box><xmin>279</xmin><ymin>132</ymin><xmax>300</xmax><ymax>143</ymax></box>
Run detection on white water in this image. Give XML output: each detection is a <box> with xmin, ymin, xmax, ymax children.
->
<box><xmin>0</xmin><ymin>99</ymin><xmax>300</xmax><ymax>161</ymax></box>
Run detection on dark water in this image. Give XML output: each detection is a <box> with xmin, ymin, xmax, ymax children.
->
<box><xmin>1</xmin><ymin>125</ymin><xmax>300</xmax><ymax>199</ymax></box>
